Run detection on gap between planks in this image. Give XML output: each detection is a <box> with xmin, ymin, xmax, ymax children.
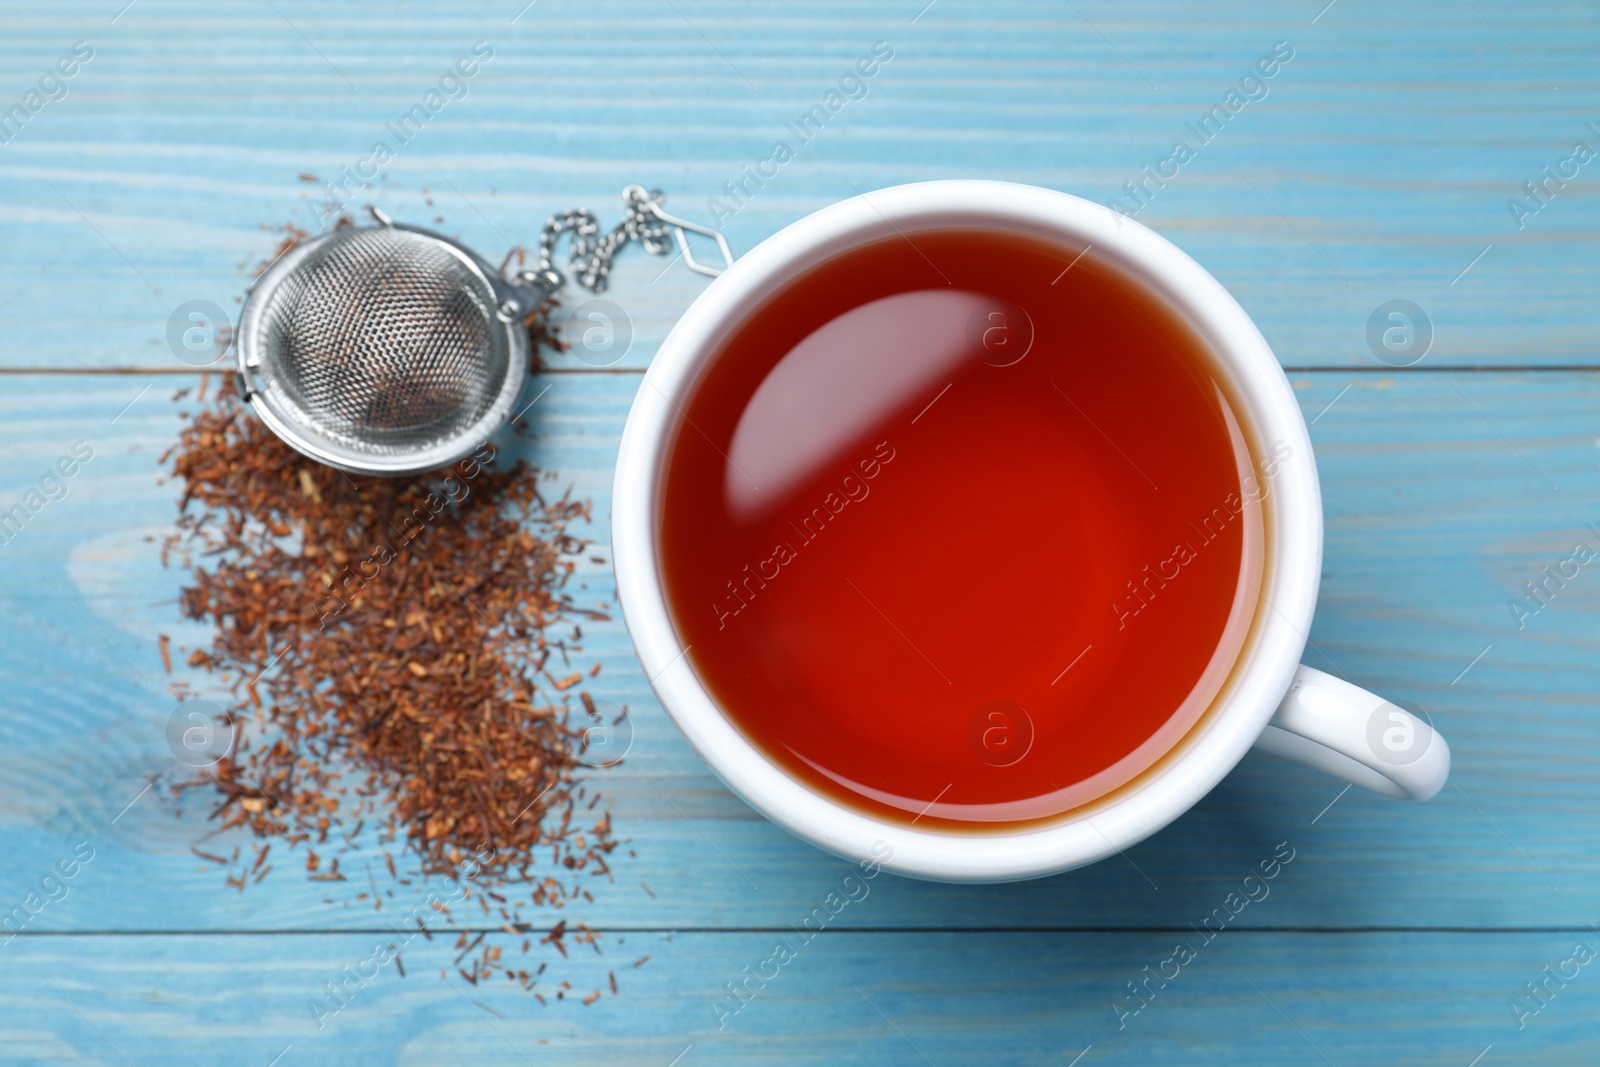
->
<box><xmin>3</xmin><ymin>365</ymin><xmax>1600</xmax><ymax>377</ymax></box>
<box><xmin>0</xmin><ymin>364</ymin><xmax>1600</xmax><ymax>377</ymax></box>
<box><xmin>0</xmin><ymin>366</ymin><xmax>650</xmax><ymax>375</ymax></box>
<box><xmin>5</xmin><ymin>926</ymin><xmax>1597</xmax><ymax>937</ymax></box>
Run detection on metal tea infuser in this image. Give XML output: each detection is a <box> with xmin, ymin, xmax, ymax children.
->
<box><xmin>235</xmin><ymin>186</ymin><xmax>732</xmax><ymax>477</ymax></box>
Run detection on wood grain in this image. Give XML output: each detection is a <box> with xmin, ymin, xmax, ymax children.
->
<box><xmin>3</xmin><ymin>931</ymin><xmax>1598</xmax><ymax>1066</ymax></box>
<box><xmin>1</xmin><ymin>1</ymin><xmax>1595</xmax><ymax>372</ymax></box>
<box><xmin>2</xmin><ymin>1</ymin><xmax>1597</xmax><ymax>1062</ymax></box>
<box><xmin>0</xmin><ymin>372</ymin><xmax>1594</xmax><ymax>936</ymax></box>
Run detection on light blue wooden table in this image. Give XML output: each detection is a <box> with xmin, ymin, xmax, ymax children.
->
<box><xmin>3</xmin><ymin>1</ymin><xmax>1598</xmax><ymax>1063</ymax></box>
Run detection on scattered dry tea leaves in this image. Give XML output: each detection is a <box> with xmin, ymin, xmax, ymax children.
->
<box><xmin>160</xmin><ymin>219</ymin><xmax>626</xmax><ymax>998</ymax></box>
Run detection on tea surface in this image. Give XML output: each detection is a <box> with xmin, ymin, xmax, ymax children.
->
<box><xmin>659</xmin><ymin>228</ymin><xmax>1266</xmax><ymax>827</ymax></box>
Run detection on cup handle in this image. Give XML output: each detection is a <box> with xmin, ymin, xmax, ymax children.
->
<box><xmin>1251</xmin><ymin>664</ymin><xmax>1450</xmax><ymax>801</ymax></box>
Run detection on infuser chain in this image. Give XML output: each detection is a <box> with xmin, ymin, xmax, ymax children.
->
<box><xmin>528</xmin><ymin>185</ymin><xmax>732</xmax><ymax>293</ymax></box>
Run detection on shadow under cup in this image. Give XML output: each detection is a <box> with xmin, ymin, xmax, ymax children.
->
<box><xmin>654</xmin><ymin>225</ymin><xmax>1282</xmax><ymax>832</ymax></box>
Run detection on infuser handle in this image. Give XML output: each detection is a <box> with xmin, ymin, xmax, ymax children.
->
<box><xmin>645</xmin><ymin>200</ymin><xmax>735</xmax><ymax>278</ymax></box>
<box><xmin>1252</xmin><ymin>664</ymin><xmax>1450</xmax><ymax>801</ymax></box>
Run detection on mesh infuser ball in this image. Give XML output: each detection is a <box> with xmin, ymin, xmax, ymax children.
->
<box><xmin>235</xmin><ymin>189</ymin><xmax>730</xmax><ymax>477</ymax></box>
<box><xmin>236</xmin><ymin>220</ymin><xmax>549</xmax><ymax>477</ymax></box>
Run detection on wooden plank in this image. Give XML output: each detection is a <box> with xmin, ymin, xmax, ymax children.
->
<box><xmin>0</xmin><ymin>370</ymin><xmax>1597</xmax><ymax>935</ymax></box>
<box><xmin>4</xmin><ymin>2</ymin><xmax>1596</xmax><ymax>1061</ymax></box>
<box><xmin>1</xmin><ymin>1</ymin><xmax>1596</xmax><ymax>371</ymax></box>
<box><xmin>2</xmin><ymin>930</ymin><xmax>1598</xmax><ymax>1064</ymax></box>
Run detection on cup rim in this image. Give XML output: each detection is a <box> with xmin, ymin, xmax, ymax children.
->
<box><xmin>612</xmin><ymin>180</ymin><xmax>1320</xmax><ymax>881</ymax></box>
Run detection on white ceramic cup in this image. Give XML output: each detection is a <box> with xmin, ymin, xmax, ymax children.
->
<box><xmin>613</xmin><ymin>180</ymin><xmax>1450</xmax><ymax>883</ymax></box>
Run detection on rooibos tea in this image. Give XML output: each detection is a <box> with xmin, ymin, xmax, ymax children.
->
<box><xmin>658</xmin><ymin>227</ymin><xmax>1273</xmax><ymax>827</ymax></box>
